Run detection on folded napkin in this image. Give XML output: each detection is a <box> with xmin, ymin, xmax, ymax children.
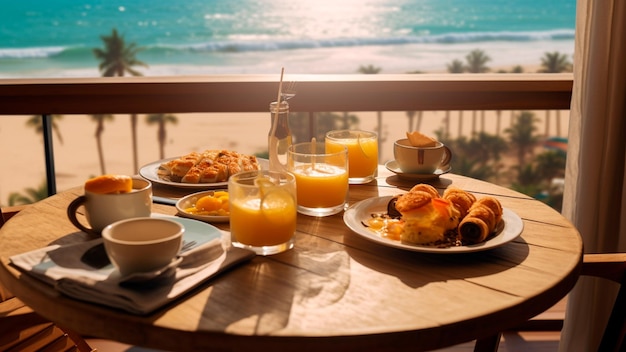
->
<box><xmin>10</xmin><ymin>234</ymin><xmax>255</xmax><ymax>315</ymax></box>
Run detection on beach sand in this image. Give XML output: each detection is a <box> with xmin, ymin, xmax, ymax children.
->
<box><xmin>0</xmin><ymin>101</ymin><xmax>569</xmax><ymax>205</ymax></box>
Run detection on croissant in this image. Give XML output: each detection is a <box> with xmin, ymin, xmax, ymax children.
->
<box><xmin>458</xmin><ymin>196</ymin><xmax>502</xmax><ymax>244</ymax></box>
<box><xmin>442</xmin><ymin>187</ymin><xmax>476</xmax><ymax>218</ymax></box>
<box><xmin>409</xmin><ymin>184</ymin><xmax>440</xmax><ymax>199</ymax></box>
<box><xmin>474</xmin><ymin>197</ymin><xmax>503</xmax><ymax>224</ymax></box>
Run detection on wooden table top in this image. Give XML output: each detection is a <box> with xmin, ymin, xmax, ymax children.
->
<box><xmin>0</xmin><ymin>167</ymin><xmax>582</xmax><ymax>351</ymax></box>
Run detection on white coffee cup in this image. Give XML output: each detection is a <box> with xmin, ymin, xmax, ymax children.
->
<box><xmin>394</xmin><ymin>139</ymin><xmax>452</xmax><ymax>174</ymax></box>
<box><xmin>102</xmin><ymin>217</ymin><xmax>184</xmax><ymax>276</ymax></box>
<box><xmin>67</xmin><ymin>177</ymin><xmax>152</xmax><ymax>235</ymax></box>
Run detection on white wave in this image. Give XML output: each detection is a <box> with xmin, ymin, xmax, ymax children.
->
<box><xmin>155</xmin><ymin>29</ymin><xmax>575</xmax><ymax>54</ymax></box>
<box><xmin>0</xmin><ymin>46</ymin><xmax>67</xmax><ymax>59</ymax></box>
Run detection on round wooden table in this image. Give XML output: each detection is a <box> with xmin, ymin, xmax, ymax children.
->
<box><xmin>0</xmin><ymin>168</ymin><xmax>582</xmax><ymax>351</ymax></box>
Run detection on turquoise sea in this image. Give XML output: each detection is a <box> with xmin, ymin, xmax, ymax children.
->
<box><xmin>0</xmin><ymin>0</ymin><xmax>576</xmax><ymax>77</ymax></box>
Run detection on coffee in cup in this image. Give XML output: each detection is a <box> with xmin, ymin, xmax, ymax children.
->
<box><xmin>67</xmin><ymin>175</ymin><xmax>152</xmax><ymax>235</ymax></box>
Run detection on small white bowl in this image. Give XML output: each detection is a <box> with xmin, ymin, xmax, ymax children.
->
<box><xmin>102</xmin><ymin>217</ymin><xmax>184</xmax><ymax>276</ymax></box>
<box><xmin>176</xmin><ymin>190</ymin><xmax>229</xmax><ymax>223</ymax></box>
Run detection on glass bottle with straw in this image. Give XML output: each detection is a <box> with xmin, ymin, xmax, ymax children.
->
<box><xmin>268</xmin><ymin>68</ymin><xmax>292</xmax><ymax>172</ymax></box>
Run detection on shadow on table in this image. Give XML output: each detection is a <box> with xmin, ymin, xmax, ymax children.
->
<box><xmin>382</xmin><ymin>175</ymin><xmax>454</xmax><ymax>192</ymax></box>
<box><xmin>343</xmin><ymin>230</ymin><xmax>530</xmax><ymax>289</ymax></box>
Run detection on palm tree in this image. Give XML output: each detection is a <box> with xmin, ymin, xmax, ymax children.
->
<box><xmin>535</xmin><ymin>150</ymin><xmax>567</xmax><ymax>182</ymax></box>
<box><xmin>495</xmin><ymin>110</ymin><xmax>502</xmax><ymax>136</ymax></box>
<box><xmin>538</xmin><ymin>52</ymin><xmax>572</xmax><ymax>137</ymax></box>
<box><xmin>539</xmin><ymin>52</ymin><xmax>572</xmax><ymax>73</ymax></box>
<box><xmin>357</xmin><ymin>64</ymin><xmax>382</xmax><ymax>74</ymax></box>
<box><xmin>435</xmin><ymin>133</ymin><xmax>497</xmax><ymax>181</ymax></box>
<box><xmin>505</xmin><ymin>111</ymin><xmax>540</xmax><ymax>166</ymax></box>
<box><xmin>446</xmin><ymin>59</ymin><xmax>465</xmax><ymax>136</ymax></box>
<box><xmin>511</xmin><ymin>164</ymin><xmax>543</xmax><ymax>197</ymax></box>
<box><xmin>90</xmin><ymin>114</ymin><xmax>114</xmax><ymax>174</ymax></box>
<box><xmin>406</xmin><ymin>111</ymin><xmax>416</xmax><ymax>131</ymax></box>
<box><xmin>446</xmin><ymin>59</ymin><xmax>465</xmax><ymax>73</ymax></box>
<box><xmin>465</xmin><ymin>49</ymin><xmax>491</xmax><ymax>73</ymax></box>
<box><xmin>289</xmin><ymin>111</ymin><xmax>355</xmax><ymax>144</ymax></box>
<box><xmin>358</xmin><ymin>64</ymin><xmax>384</xmax><ymax>162</ymax></box>
<box><xmin>93</xmin><ymin>28</ymin><xmax>148</xmax><ymax>173</ymax></box>
<box><xmin>26</xmin><ymin>115</ymin><xmax>64</xmax><ymax>145</ymax></box>
<box><xmin>8</xmin><ymin>181</ymin><xmax>48</xmax><ymax>205</ymax></box>
<box><xmin>146</xmin><ymin>113</ymin><xmax>178</xmax><ymax>159</ymax></box>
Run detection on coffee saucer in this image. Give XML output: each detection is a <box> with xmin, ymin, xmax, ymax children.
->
<box><xmin>385</xmin><ymin>160</ymin><xmax>452</xmax><ymax>181</ymax></box>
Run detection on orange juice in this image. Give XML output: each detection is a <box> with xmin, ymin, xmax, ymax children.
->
<box><xmin>326</xmin><ymin>130</ymin><xmax>378</xmax><ymax>183</ymax></box>
<box><xmin>230</xmin><ymin>193</ymin><xmax>297</xmax><ymax>247</ymax></box>
<box><xmin>292</xmin><ymin>164</ymin><xmax>348</xmax><ymax>208</ymax></box>
<box><xmin>228</xmin><ymin>170</ymin><xmax>297</xmax><ymax>255</ymax></box>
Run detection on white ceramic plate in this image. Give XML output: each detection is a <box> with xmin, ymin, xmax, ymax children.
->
<box><xmin>139</xmin><ymin>157</ymin><xmax>268</xmax><ymax>189</ymax></box>
<box><xmin>176</xmin><ymin>190</ymin><xmax>229</xmax><ymax>223</ymax></box>
<box><xmin>343</xmin><ymin>196</ymin><xmax>523</xmax><ymax>253</ymax></box>
<box><xmin>385</xmin><ymin>160</ymin><xmax>451</xmax><ymax>181</ymax></box>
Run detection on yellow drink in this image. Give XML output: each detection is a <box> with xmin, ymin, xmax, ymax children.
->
<box><xmin>228</xmin><ymin>170</ymin><xmax>297</xmax><ymax>255</ymax></box>
<box><xmin>326</xmin><ymin>130</ymin><xmax>378</xmax><ymax>184</ymax></box>
<box><xmin>292</xmin><ymin>164</ymin><xmax>348</xmax><ymax>208</ymax></box>
<box><xmin>230</xmin><ymin>193</ymin><xmax>297</xmax><ymax>247</ymax></box>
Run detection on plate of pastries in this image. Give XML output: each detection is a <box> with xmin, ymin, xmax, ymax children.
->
<box><xmin>343</xmin><ymin>184</ymin><xmax>523</xmax><ymax>253</ymax></box>
<box><xmin>140</xmin><ymin>149</ymin><xmax>267</xmax><ymax>188</ymax></box>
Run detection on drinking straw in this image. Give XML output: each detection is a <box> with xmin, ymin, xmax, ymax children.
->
<box><xmin>273</xmin><ymin>67</ymin><xmax>284</xmax><ymax>131</ymax></box>
<box><xmin>311</xmin><ymin>137</ymin><xmax>316</xmax><ymax>170</ymax></box>
<box><xmin>276</xmin><ymin>67</ymin><xmax>284</xmax><ymax>105</ymax></box>
<box><xmin>269</xmin><ymin>68</ymin><xmax>285</xmax><ymax>172</ymax></box>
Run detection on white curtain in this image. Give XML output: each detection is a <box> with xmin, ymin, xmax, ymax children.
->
<box><xmin>559</xmin><ymin>0</ymin><xmax>626</xmax><ymax>351</ymax></box>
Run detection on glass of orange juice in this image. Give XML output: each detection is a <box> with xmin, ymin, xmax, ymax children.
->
<box><xmin>325</xmin><ymin>130</ymin><xmax>378</xmax><ymax>184</ymax></box>
<box><xmin>228</xmin><ymin>170</ymin><xmax>297</xmax><ymax>255</ymax></box>
<box><xmin>287</xmin><ymin>142</ymin><xmax>348</xmax><ymax>217</ymax></box>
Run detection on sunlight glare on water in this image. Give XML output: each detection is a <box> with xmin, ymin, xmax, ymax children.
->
<box><xmin>250</xmin><ymin>0</ymin><xmax>399</xmax><ymax>40</ymax></box>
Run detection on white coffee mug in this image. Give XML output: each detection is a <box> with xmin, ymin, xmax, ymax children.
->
<box><xmin>67</xmin><ymin>177</ymin><xmax>152</xmax><ymax>235</ymax></box>
<box><xmin>102</xmin><ymin>217</ymin><xmax>184</xmax><ymax>275</ymax></box>
<box><xmin>394</xmin><ymin>139</ymin><xmax>452</xmax><ymax>174</ymax></box>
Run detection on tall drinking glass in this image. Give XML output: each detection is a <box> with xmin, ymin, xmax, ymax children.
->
<box><xmin>228</xmin><ymin>170</ymin><xmax>297</xmax><ymax>255</ymax></box>
<box><xmin>325</xmin><ymin>130</ymin><xmax>378</xmax><ymax>184</ymax></box>
<box><xmin>287</xmin><ymin>142</ymin><xmax>349</xmax><ymax>217</ymax></box>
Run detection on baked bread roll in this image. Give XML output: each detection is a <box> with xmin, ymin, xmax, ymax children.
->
<box><xmin>158</xmin><ymin>149</ymin><xmax>260</xmax><ymax>184</ymax></box>
<box><xmin>474</xmin><ymin>197</ymin><xmax>503</xmax><ymax>224</ymax></box>
<box><xmin>394</xmin><ymin>188</ymin><xmax>435</xmax><ymax>215</ymax></box>
<box><xmin>84</xmin><ymin>175</ymin><xmax>133</xmax><ymax>194</ymax></box>
<box><xmin>409</xmin><ymin>184</ymin><xmax>440</xmax><ymax>199</ymax></box>
<box><xmin>442</xmin><ymin>187</ymin><xmax>476</xmax><ymax>218</ymax></box>
<box><xmin>458</xmin><ymin>196</ymin><xmax>502</xmax><ymax>244</ymax></box>
<box><xmin>159</xmin><ymin>152</ymin><xmax>202</xmax><ymax>182</ymax></box>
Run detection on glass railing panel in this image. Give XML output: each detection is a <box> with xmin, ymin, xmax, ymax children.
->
<box><xmin>1</xmin><ymin>109</ymin><xmax>569</xmax><ymax>211</ymax></box>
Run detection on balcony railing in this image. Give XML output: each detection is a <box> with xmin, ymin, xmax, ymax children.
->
<box><xmin>0</xmin><ymin>73</ymin><xmax>573</xmax><ymax>195</ymax></box>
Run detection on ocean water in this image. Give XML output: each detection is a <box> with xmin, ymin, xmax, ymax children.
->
<box><xmin>0</xmin><ymin>0</ymin><xmax>576</xmax><ymax>77</ymax></box>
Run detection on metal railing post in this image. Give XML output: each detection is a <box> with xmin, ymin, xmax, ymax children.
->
<box><xmin>41</xmin><ymin>114</ymin><xmax>57</xmax><ymax>196</ymax></box>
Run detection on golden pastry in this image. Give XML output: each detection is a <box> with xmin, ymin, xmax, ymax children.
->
<box><xmin>158</xmin><ymin>149</ymin><xmax>260</xmax><ymax>184</ymax></box>
<box><xmin>442</xmin><ymin>187</ymin><xmax>476</xmax><ymax>218</ymax></box>
<box><xmin>390</xmin><ymin>184</ymin><xmax>460</xmax><ymax>245</ymax></box>
<box><xmin>458</xmin><ymin>196</ymin><xmax>502</xmax><ymax>244</ymax></box>
<box><xmin>84</xmin><ymin>175</ymin><xmax>132</xmax><ymax>194</ymax></box>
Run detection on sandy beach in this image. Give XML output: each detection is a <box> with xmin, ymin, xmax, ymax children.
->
<box><xmin>0</xmin><ymin>100</ymin><xmax>569</xmax><ymax>205</ymax></box>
